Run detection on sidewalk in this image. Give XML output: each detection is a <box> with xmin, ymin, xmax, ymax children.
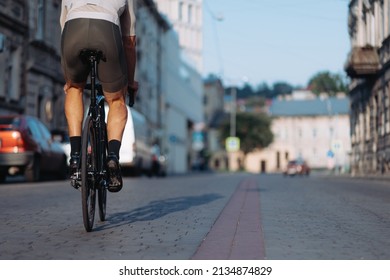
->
<box><xmin>315</xmin><ymin>170</ymin><xmax>390</xmax><ymax>182</ymax></box>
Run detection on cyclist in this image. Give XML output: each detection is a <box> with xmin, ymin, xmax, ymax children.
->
<box><xmin>60</xmin><ymin>0</ymin><xmax>138</xmax><ymax>192</ymax></box>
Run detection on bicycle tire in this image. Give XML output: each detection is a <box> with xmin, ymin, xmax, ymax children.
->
<box><xmin>81</xmin><ymin>115</ymin><xmax>97</xmax><ymax>232</ymax></box>
<box><xmin>98</xmin><ymin>121</ymin><xmax>108</xmax><ymax>221</ymax></box>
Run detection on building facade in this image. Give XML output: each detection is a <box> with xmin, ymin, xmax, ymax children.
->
<box><xmin>0</xmin><ymin>0</ymin><xmax>65</xmax><ymax>130</ymax></box>
<box><xmin>0</xmin><ymin>0</ymin><xmax>28</xmax><ymax>114</ymax></box>
<box><xmin>152</xmin><ymin>0</ymin><xmax>204</xmax><ymax>173</ymax></box>
<box><xmin>153</xmin><ymin>0</ymin><xmax>203</xmax><ymax>72</ymax></box>
<box><xmin>160</xmin><ymin>28</ymin><xmax>204</xmax><ymax>172</ymax></box>
<box><xmin>135</xmin><ymin>0</ymin><xmax>169</xmax><ymax>169</ymax></box>
<box><xmin>245</xmin><ymin>93</ymin><xmax>351</xmax><ymax>174</ymax></box>
<box><xmin>345</xmin><ymin>0</ymin><xmax>390</xmax><ymax>175</ymax></box>
<box><xmin>203</xmin><ymin>75</ymin><xmax>228</xmax><ymax>170</ymax></box>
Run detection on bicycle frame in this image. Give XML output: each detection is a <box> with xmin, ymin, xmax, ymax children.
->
<box><xmin>83</xmin><ymin>50</ymin><xmax>107</xmax><ymax>180</ymax></box>
<box><xmin>79</xmin><ymin>49</ymin><xmax>108</xmax><ymax>231</ymax></box>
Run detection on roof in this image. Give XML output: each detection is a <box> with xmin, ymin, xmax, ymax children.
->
<box><xmin>269</xmin><ymin>97</ymin><xmax>350</xmax><ymax>117</ymax></box>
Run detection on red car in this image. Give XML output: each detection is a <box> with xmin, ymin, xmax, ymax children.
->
<box><xmin>284</xmin><ymin>159</ymin><xmax>310</xmax><ymax>176</ymax></box>
<box><xmin>0</xmin><ymin>115</ymin><xmax>68</xmax><ymax>182</ymax></box>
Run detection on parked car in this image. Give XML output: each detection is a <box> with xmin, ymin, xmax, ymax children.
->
<box><xmin>51</xmin><ymin>129</ymin><xmax>71</xmax><ymax>166</ymax></box>
<box><xmin>105</xmin><ymin>105</ymin><xmax>153</xmax><ymax>176</ymax></box>
<box><xmin>0</xmin><ymin>115</ymin><xmax>68</xmax><ymax>182</ymax></box>
<box><xmin>284</xmin><ymin>159</ymin><xmax>310</xmax><ymax>176</ymax></box>
<box><xmin>151</xmin><ymin>144</ymin><xmax>167</xmax><ymax>177</ymax></box>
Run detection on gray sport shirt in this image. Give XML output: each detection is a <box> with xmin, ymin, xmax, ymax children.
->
<box><xmin>60</xmin><ymin>0</ymin><xmax>136</xmax><ymax>36</ymax></box>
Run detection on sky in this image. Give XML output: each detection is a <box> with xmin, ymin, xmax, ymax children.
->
<box><xmin>202</xmin><ymin>0</ymin><xmax>350</xmax><ymax>88</ymax></box>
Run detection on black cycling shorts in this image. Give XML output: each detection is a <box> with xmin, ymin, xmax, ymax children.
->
<box><xmin>61</xmin><ymin>18</ymin><xmax>128</xmax><ymax>93</ymax></box>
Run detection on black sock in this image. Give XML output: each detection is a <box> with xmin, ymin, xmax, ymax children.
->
<box><xmin>108</xmin><ymin>140</ymin><xmax>121</xmax><ymax>158</ymax></box>
<box><xmin>70</xmin><ymin>136</ymin><xmax>81</xmax><ymax>155</ymax></box>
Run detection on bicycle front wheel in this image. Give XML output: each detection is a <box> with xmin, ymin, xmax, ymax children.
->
<box><xmin>98</xmin><ymin>184</ymin><xmax>107</xmax><ymax>221</ymax></box>
<box><xmin>81</xmin><ymin>115</ymin><xmax>97</xmax><ymax>232</ymax></box>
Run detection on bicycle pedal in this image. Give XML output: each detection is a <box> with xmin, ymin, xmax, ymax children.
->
<box><xmin>70</xmin><ymin>172</ymin><xmax>81</xmax><ymax>190</ymax></box>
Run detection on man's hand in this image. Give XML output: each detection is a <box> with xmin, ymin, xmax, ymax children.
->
<box><xmin>129</xmin><ymin>81</ymin><xmax>138</xmax><ymax>93</ymax></box>
<box><xmin>127</xmin><ymin>81</ymin><xmax>138</xmax><ymax>107</ymax></box>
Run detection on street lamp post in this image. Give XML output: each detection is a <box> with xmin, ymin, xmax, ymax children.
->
<box><xmin>230</xmin><ymin>86</ymin><xmax>237</xmax><ymax>137</ymax></box>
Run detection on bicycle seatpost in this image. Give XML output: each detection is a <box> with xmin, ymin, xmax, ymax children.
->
<box><xmin>89</xmin><ymin>55</ymin><xmax>98</xmax><ymax>110</ymax></box>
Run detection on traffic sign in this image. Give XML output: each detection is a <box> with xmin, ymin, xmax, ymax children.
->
<box><xmin>226</xmin><ymin>137</ymin><xmax>240</xmax><ymax>152</ymax></box>
<box><xmin>327</xmin><ymin>150</ymin><xmax>334</xmax><ymax>158</ymax></box>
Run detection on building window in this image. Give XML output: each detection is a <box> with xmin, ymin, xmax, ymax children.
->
<box><xmin>329</xmin><ymin>127</ymin><xmax>334</xmax><ymax>138</ymax></box>
<box><xmin>188</xmin><ymin>4</ymin><xmax>192</xmax><ymax>23</ymax></box>
<box><xmin>178</xmin><ymin>1</ymin><xmax>183</xmax><ymax>21</ymax></box>
<box><xmin>0</xmin><ymin>44</ymin><xmax>21</xmax><ymax>101</ymax></box>
<box><xmin>0</xmin><ymin>33</ymin><xmax>5</xmax><ymax>53</ymax></box>
<box><xmin>388</xmin><ymin>0</ymin><xmax>390</xmax><ymax>37</ymax></box>
<box><xmin>376</xmin><ymin>0</ymin><xmax>383</xmax><ymax>44</ymax></box>
<box><xmin>36</xmin><ymin>0</ymin><xmax>45</xmax><ymax>40</ymax></box>
<box><xmin>9</xmin><ymin>46</ymin><xmax>22</xmax><ymax>101</ymax></box>
<box><xmin>11</xmin><ymin>2</ymin><xmax>24</xmax><ymax>21</ymax></box>
<box><xmin>0</xmin><ymin>47</ymin><xmax>8</xmax><ymax>98</ymax></box>
<box><xmin>386</xmin><ymin>84</ymin><xmax>390</xmax><ymax>134</ymax></box>
<box><xmin>379</xmin><ymin>91</ymin><xmax>385</xmax><ymax>136</ymax></box>
<box><xmin>370</xmin><ymin>10</ymin><xmax>376</xmax><ymax>46</ymax></box>
<box><xmin>367</xmin><ymin>102</ymin><xmax>372</xmax><ymax>141</ymax></box>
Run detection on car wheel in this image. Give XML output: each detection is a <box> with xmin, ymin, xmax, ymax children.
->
<box><xmin>58</xmin><ymin>157</ymin><xmax>68</xmax><ymax>180</ymax></box>
<box><xmin>25</xmin><ymin>156</ymin><xmax>40</xmax><ymax>182</ymax></box>
<box><xmin>0</xmin><ymin>171</ymin><xmax>6</xmax><ymax>183</ymax></box>
<box><xmin>152</xmin><ymin>162</ymin><xmax>160</xmax><ymax>176</ymax></box>
<box><xmin>134</xmin><ymin>159</ymin><xmax>142</xmax><ymax>177</ymax></box>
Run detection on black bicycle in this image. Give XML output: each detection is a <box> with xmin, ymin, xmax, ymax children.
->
<box><xmin>72</xmin><ymin>49</ymin><xmax>135</xmax><ymax>232</ymax></box>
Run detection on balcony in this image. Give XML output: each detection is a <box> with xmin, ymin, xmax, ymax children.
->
<box><xmin>345</xmin><ymin>46</ymin><xmax>380</xmax><ymax>78</ymax></box>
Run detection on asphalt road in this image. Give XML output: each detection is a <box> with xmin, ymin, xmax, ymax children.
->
<box><xmin>1</xmin><ymin>172</ymin><xmax>390</xmax><ymax>260</ymax></box>
<box><xmin>259</xmin><ymin>174</ymin><xmax>390</xmax><ymax>259</ymax></box>
<box><xmin>0</xmin><ymin>173</ymin><xmax>242</xmax><ymax>260</ymax></box>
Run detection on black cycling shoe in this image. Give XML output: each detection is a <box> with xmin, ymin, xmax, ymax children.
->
<box><xmin>106</xmin><ymin>153</ymin><xmax>123</xmax><ymax>192</ymax></box>
<box><xmin>69</xmin><ymin>153</ymin><xmax>80</xmax><ymax>175</ymax></box>
<box><xmin>69</xmin><ymin>153</ymin><xmax>80</xmax><ymax>189</ymax></box>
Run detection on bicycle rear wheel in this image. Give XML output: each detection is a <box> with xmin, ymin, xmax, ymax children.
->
<box><xmin>98</xmin><ymin>121</ymin><xmax>108</xmax><ymax>222</ymax></box>
<box><xmin>81</xmin><ymin>115</ymin><xmax>97</xmax><ymax>232</ymax></box>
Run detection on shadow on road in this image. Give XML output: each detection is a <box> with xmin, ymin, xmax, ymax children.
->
<box><xmin>95</xmin><ymin>193</ymin><xmax>223</xmax><ymax>231</ymax></box>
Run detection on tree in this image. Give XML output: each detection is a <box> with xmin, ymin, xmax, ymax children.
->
<box><xmin>253</xmin><ymin>81</ymin><xmax>294</xmax><ymax>99</ymax></box>
<box><xmin>219</xmin><ymin>112</ymin><xmax>274</xmax><ymax>155</ymax></box>
<box><xmin>255</xmin><ymin>82</ymin><xmax>272</xmax><ymax>99</ymax></box>
<box><xmin>308</xmin><ymin>71</ymin><xmax>348</xmax><ymax>96</ymax></box>
<box><xmin>272</xmin><ymin>82</ymin><xmax>293</xmax><ymax>97</ymax></box>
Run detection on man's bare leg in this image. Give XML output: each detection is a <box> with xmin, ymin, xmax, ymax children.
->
<box><xmin>104</xmin><ymin>88</ymin><xmax>128</xmax><ymax>143</ymax></box>
<box><xmin>104</xmin><ymin>87</ymin><xmax>127</xmax><ymax>192</ymax></box>
<box><xmin>64</xmin><ymin>82</ymin><xmax>85</xmax><ymax>183</ymax></box>
<box><xmin>64</xmin><ymin>83</ymin><xmax>84</xmax><ymax>137</ymax></box>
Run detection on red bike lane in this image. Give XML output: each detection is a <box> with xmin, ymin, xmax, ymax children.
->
<box><xmin>192</xmin><ymin>177</ymin><xmax>265</xmax><ymax>259</ymax></box>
